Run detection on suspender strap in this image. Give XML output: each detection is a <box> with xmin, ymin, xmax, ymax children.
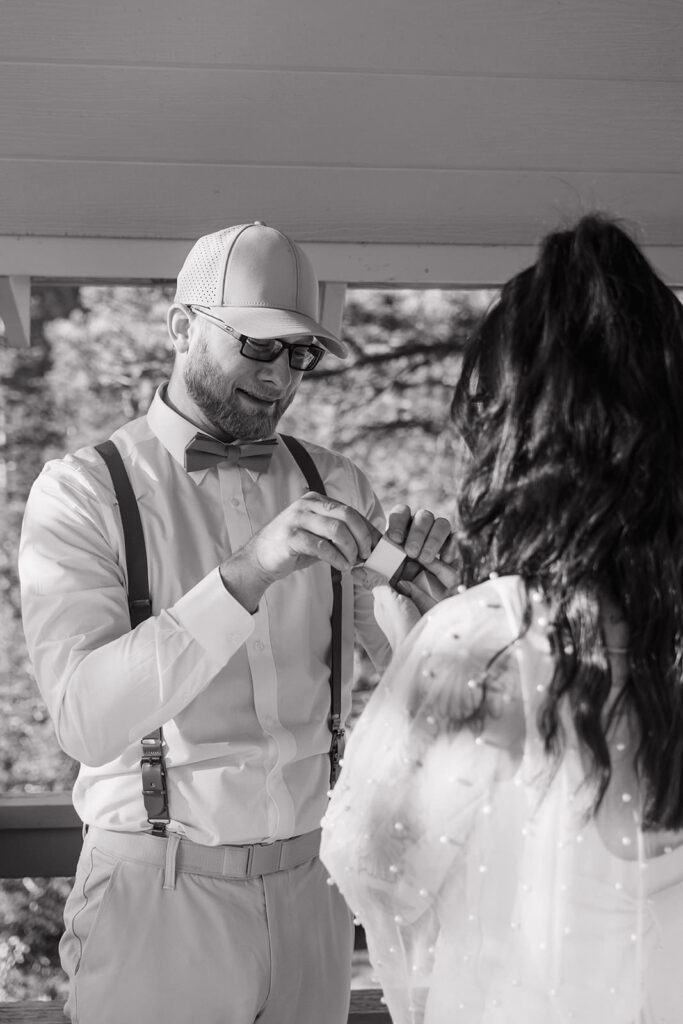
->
<box><xmin>280</xmin><ymin>435</ymin><xmax>345</xmax><ymax>787</ymax></box>
<box><xmin>95</xmin><ymin>441</ymin><xmax>151</xmax><ymax>627</ymax></box>
<box><xmin>95</xmin><ymin>440</ymin><xmax>170</xmax><ymax>835</ymax></box>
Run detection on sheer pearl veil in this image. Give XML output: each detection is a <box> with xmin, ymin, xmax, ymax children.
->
<box><xmin>320</xmin><ymin>575</ymin><xmax>683</xmax><ymax>1024</ymax></box>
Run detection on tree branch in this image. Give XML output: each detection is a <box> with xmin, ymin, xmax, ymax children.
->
<box><xmin>311</xmin><ymin>337</ymin><xmax>463</xmax><ymax>378</ymax></box>
<box><xmin>343</xmin><ymin>417</ymin><xmax>448</xmax><ymax>442</ymax></box>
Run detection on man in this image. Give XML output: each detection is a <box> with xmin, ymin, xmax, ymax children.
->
<box><xmin>19</xmin><ymin>222</ymin><xmax>452</xmax><ymax>1024</ymax></box>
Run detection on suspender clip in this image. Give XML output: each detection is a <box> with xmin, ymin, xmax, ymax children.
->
<box><xmin>141</xmin><ymin>752</ymin><xmax>169</xmax><ymax>823</ymax></box>
<box><xmin>328</xmin><ymin>723</ymin><xmax>346</xmax><ymax>787</ymax></box>
<box><xmin>329</xmin><ymin>712</ymin><xmax>342</xmax><ymax>733</ymax></box>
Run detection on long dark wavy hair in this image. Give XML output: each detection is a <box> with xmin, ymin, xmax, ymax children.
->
<box><xmin>451</xmin><ymin>213</ymin><xmax>683</xmax><ymax>829</ymax></box>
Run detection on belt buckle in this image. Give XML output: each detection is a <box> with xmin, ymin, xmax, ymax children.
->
<box><xmin>246</xmin><ymin>840</ymin><xmax>283</xmax><ymax>876</ymax></box>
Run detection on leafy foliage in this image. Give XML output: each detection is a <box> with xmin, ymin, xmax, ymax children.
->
<box><xmin>0</xmin><ymin>282</ymin><xmax>490</xmax><ymax>999</ymax></box>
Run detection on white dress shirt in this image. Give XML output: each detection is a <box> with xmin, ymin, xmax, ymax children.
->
<box><xmin>19</xmin><ymin>386</ymin><xmax>391</xmax><ymax>845</ymax></box>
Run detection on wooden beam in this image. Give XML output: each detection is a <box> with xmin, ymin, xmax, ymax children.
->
<box><xmin>0</xmin><ymin>235</ymin><xmax>533</xmax><ymax>285</ymax></box>
<box><xmin>0</xmin><ymin>793</ymin><xmax>81</xmax><ymax>877</ymax></box>
<box><xmin>0</xmin><ymin>240</ymin><xmax>681</xmax><ymax>297</ymax></box>
<box><xmin>0</xmin><ymin>990</ymin><xmax>390</xmax><ymax>1021</ymax></box>
<box><xmin>0</xmin><ymin>275</ymin><xmax>31</xmax><ymax>347</ymax></box>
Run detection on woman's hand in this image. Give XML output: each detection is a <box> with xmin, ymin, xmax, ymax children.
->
<box><xmin>395</xmin><ymin>557</ymin><xmax>460</xmax><ymax>613</ymax></box>
<box><xmin>371</xmin><ymin>584</ymin><xmax>423</xmax><ymax>652</ymax></box>
<box><xmin>352</xmin><ymin>519</ymin><xmax>462</xmax><ymax>650</ymax></box>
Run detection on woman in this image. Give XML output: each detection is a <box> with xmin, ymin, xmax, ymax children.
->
<box><xmin>320</xmin><ymin>214</ymin><xmax>683</xmax><ymax>1023</ymax></box>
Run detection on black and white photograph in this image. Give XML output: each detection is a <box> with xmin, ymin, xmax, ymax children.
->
<box><xmin>1</xmin><ymin>2</ymin><xmax>683</xmax><ymax>1022</ymax></box>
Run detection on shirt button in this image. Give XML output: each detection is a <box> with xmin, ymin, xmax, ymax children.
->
<box><xmin>230</xmin><ymin>497</ymin><xmax>241</xmax><ymax>509</ymax></box>
<box><xmin>254</xmin><ymin>639</ymin><xmax>266</xmax><ymax>652</ymax></box>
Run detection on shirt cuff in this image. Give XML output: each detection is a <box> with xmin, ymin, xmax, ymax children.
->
<box><xmin>172</xmin><ymin>567</ymin><xmax>255</xmax><ymax>662</ymax></box>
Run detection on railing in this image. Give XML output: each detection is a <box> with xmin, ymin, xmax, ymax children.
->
<box><xmin>0</xmin><ymin>794</ymin><xmax>389</xmax><ymax>1023</ymax></box>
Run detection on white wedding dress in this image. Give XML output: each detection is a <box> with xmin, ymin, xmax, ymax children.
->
<box><xmin>320</xmin><ymin>575</ymin><xmax>683</xmax><ymax>1023</ymax></box>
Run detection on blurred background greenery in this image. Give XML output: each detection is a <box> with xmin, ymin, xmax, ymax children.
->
<box><xmin>0</xmin><ymin>283</ymin><xmax>492</xmax><ymax>1000</ymax></box>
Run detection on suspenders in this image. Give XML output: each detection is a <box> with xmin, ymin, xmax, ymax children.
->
<box><xmin>95</xmin><ymin>440</ymin><xmax>169</xmax><ymax>835</ymax></box>
<box><xmin>95</xmin><ymin>435</ymin><xmax>346</xmax><ymax>837</ymax></box>
<box><xmin>280</xmin><ymin>435</ymin><xmax>346</xmax><ymax>788</ymax></box>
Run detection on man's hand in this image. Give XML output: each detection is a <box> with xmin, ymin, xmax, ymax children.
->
<box><xmin>355</xmin><ymin>504</ymin><xmax>459</xmax><ymax>591</ymax></box>
<box><xmin>219</xmin><ymin>492</ymin><xmax>381</xmax><ymax>611</ymax></box>
<box><xmin>385</xmin><ymin>503</ymin><xmax>455</xmax><ymax>569</ymax></box>
<box><xmin>353</xmin><ymin>503</ymin><xmax>461</xmax><ymax>633</ymax></box>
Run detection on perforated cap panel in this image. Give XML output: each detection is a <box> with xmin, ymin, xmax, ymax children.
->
<box><xmin>175</xmin><ymin>225</ymin><xmax>246</xmax><ymax>305</ymax></box>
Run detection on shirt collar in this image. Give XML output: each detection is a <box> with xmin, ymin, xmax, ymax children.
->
<box><xmin>146</xmin><ymin>383</ymin><xmax>276</xmax><ymax>483</ymax></box>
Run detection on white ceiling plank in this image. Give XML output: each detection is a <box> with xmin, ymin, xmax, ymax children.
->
<box><xmin>0</xmin><ymin>162</ymin><xmax>682</xmax><ymax>249</ymax></box>
<box><xmin>1</xmin><ymin>238</ymin><xmax>681</xmax><ymax>289</ymax></box>
<box><xmin>0</xmin><ymin>275</ymin><xmax>31</xmax><ymax>347</ymax></box>
<box><xmin>1</xmin><ymin>66</ymin><xmax>681</xmax><ymax>174</ymax></box>
<box><xmin>1</xmin><ymin>0</ymin><xmax>681</xmax><ymax>80</ymax></box>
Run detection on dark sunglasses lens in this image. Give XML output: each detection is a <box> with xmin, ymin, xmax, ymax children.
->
<box><xmin>293</xmin><ymin>347</ymin><xmax>324</xmax><ymax>371</ymax></box>
<box><xmin>240</xmin><ymin>337</ymin><xmax>323</xmax><ymax>370</ymax></box>
<box><xmin>242</xmin><ymin>339</ymin><xmax>279</xmax><ymax>361</ymax></box>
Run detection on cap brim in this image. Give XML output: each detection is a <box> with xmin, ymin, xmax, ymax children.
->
<box><xmin>205</xmin><ymin>305</ymin><xmax>348</xmax><ymax>359</ymax></box>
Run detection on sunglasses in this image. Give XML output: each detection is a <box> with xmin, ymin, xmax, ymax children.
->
<box><xmin>188</xmin><ymin>305</ymin><xmax>325</xmax><ymax>372</ymax></box>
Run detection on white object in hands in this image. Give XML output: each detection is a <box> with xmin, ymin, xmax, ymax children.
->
<box><xmin>363</xmin><ymin>536</ymin><xmax>411</xmax><ymax>584</ymax></box>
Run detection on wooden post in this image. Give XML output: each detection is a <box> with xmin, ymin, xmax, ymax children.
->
<box><xmin>0</xmin><ymin>276</ymin><xmax>31</xmax><ymax>348</ymax></box>
<box><xmin>319</xmin><ymin>282</ymin><xmax>348</xmax><ymax>339</ymax></box>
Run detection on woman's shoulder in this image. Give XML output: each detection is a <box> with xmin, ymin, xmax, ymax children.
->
<box><xmin>408</xmin><ymin>574</ymin><xmax>554</xmax><ymax>695</ymax></box>
<box><xmin>420</xmin><ymin>573</ymin><xmax>530</xmax><ymax>641</ymax></box>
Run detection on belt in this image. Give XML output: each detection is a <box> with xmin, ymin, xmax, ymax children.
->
<box><xmin>87</xmin><ymin>826</ymin><xmax>322</xmax><ymax>879</ymax></box>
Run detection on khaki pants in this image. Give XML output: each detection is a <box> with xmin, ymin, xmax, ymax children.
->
<box><xmin>60</xmin><ymin>827</ymin><xmax>354</xmax><ymax>1024</ymax></box>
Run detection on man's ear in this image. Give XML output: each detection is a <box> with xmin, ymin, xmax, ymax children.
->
<box><xmin>167</xmin><ymin>303</ymin><xmax>193</xmax><ymax>354</ymax></box>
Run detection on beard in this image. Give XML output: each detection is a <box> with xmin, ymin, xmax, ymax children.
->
<box><xmin>184</xmin><ymin>335</ymin><xmax>297</xmax><ymax>440</ymax></box>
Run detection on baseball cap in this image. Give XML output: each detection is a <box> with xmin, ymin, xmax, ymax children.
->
<box><xmin>175</xmin><ymin>222</ymin><xmax>347</xmax><ymax>359</ymax></box>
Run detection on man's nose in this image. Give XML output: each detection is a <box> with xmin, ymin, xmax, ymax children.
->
<box><xmin>258</xmin><ymin>349</ymin><xmax>295</xmax><ymax>385</ymax></box>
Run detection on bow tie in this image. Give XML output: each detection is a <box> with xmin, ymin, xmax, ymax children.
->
<box><xmin>184</xmin><ymin>434</ymin><xmax>278</xmax><ymax>474</ymax></box>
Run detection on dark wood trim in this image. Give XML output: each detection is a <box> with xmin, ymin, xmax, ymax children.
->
<box><xmin>0</xmin><ymin>991</ymin><xmax>390</xmax><ymax>1021</ymax></box>
<box><xmin>0</xmin><ymin>794</ymin><xmax>82</xmax><ymax>878</ymax></box>
<box><xmin>0</xmin><ymin>793</ymin><xmax>80</xmax><ymax>830</ymax></box>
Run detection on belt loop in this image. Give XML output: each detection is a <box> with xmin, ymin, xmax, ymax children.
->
<box><xmin>163</xmin><ymin>833</ymin><xmax>181</xmax><ymax>891</ymax></box>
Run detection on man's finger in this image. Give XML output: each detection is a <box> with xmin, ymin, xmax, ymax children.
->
<box><xmin>414</xmin><ymin>516</ymin><xmax>452</xmax><ymax>563</ymax></box>
<box><xmin>302</xmin><ymin>493</ymin><xmax>379</xmax><ymax>562</ymax></box>
<box><xmin>296</xmin><ymin>509</ymin><xmax>368</xmax><ymax>566</ymax></box>
<box><xmin>403</xmin><ymin>508</ymin><xmax>435</xmax><ymax>558</ymax></box>
<box><xmin>288</xmin><ymin>525</ymin><xmax>355</xmax><ymax>573</ymax></box>
<box><xmin>385</xmin><ymin>504</ymin><xmax>412</xmax><ymax>544</ymax></box>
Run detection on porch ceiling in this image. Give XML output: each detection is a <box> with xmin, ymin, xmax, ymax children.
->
<box><xmin>1</xmin><ymin>0</ymin><xmax>682</xmax><ymax>248</ymax></box>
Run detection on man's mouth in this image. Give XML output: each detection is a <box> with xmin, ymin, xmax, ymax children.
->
<box><xmin>236</xmin><ymin>388</ymin><xmax>279</xmax><ymax>407</ymax></box>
